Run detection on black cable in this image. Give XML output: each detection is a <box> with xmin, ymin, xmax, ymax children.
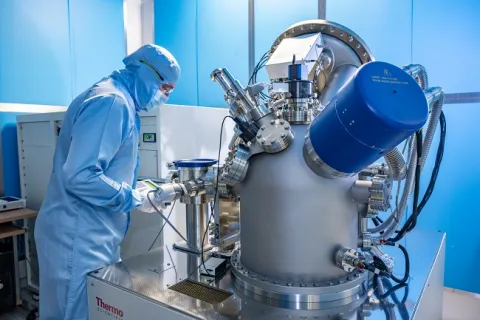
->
<box><xmin>148</xmin><ymin>200</ymin><xmax>177</xmax><ymax>251</ymax></box>
<box><xmin>400</xmin><ymin>280</ymin><xmax>410</xmax><ymax>305</ymax></box>
<box><xmin>248</xmin><ymin>50</ymin><xmax>272</xmax><ymax>100</ymax></box>
<box><xmin>391</xmin><ymin>111</ymin><xmax>446</xmax><ymax>241</ymax></box>
<box><xmin>416</xmin><ymin>111</ymin><xmax>446</xmax><ymax>215</ymax></box>
<box><xmin>376</xmin><ymin>281</ymin><xmax>408</xmax><ymax>300</ymax></box>
<box><xmin>372</xmin><ymin>275</ymin><xmax>410</xmax><ymax>320</ymax></box>
<box><xmin>384</xmin><ymin>281</ymin><xmax>410</xmax><ymax>316</ymax></box>
<box><xmin>405</xmin><ymin>131</ymin><xmax>424</xmax><ymax>232</ymax></box>
<box><xmin>147</xmin><ymin>191</ymin><xmax>189</xmax><ymax>245</ymax></box>
<box><xmin>390</xmin><ymin>130</ymin><xmax>423</xmax><ymax>242</ymax></box>
<box><xmin>379</xmin><ymin>303</ymin><xmax>392</xmax><ymax>320</ymax></box>
<box><xmin>364</xmin><ymin>263</ymin><xmax>391</xmax><ymax>278</ymax></box>
<box><xmin>248</xmin><ymin>51</ymin><xmax>269</xmax><ymax>85</ymax></box>
<box><xmin>384</xmin><ymin>242</ymin><xmax>410</xmax><ymax>284</ymax></box>
<box><xmin>382</xmin><ymin>278</ymin><xmax>410</xmax><ymax>320</ymax></box>
<box><xmin>200</xmin><ymin>115</ymin><xmax>235</xmax><ymax>275</ymax></box>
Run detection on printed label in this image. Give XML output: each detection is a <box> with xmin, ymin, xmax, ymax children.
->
<box><xmin>96</xmin><ymin>297</ymin><xmax>124</xmax><ymax>320</ymax></box>
<box><xmin>371</xmin><ymin>68</ymin><xmax>409</xmax><ymax>85</ymax></box>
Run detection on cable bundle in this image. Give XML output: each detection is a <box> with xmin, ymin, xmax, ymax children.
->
<box><xmin>248</xmin><ymin>50</ymin><xmax>271</xmax><ymax>100</ymax></box>
<box><xmin>391</xmin><ymin>111</ymin><xmax>446</xmax><ymax>242</ymax></box>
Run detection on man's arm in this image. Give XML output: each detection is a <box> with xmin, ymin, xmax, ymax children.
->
<box><xmin>62</xmin><ymin>94</ymin><xmax>141</xmax><ymax>212</ymax></box>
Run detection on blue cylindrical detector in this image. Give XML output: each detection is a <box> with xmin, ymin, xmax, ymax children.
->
<box><xmin>305</xmin><ymin>61</ymin><xmax>428</xmax><ymax>178</ymax></box>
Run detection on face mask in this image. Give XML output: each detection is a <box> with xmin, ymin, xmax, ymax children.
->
<box><xmin>145</xmin><ymin>90</ymin><xmax>168</xmax><ymax>110</ymax></box>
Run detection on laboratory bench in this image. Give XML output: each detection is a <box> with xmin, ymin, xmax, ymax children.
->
<box><xmin>0</xmin><ymin>208</ymin><xmax>37</xmax><ymax>308</ymax></box>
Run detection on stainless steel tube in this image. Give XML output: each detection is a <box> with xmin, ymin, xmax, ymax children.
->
<box><xmin>185</xmin><ymin>203</ymin><xmax>209</xmax><ymax>252</ymax></box>
<box><xmin>211</xmin><ymin>67</ymin><xmax>268</xmax><ymax>120</ymax></box>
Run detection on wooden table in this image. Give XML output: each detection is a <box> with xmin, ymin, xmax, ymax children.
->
<box><xmin>0</xmin><ymin>208</ymin><xmax>37</xmax><ymax>305</ymax></box>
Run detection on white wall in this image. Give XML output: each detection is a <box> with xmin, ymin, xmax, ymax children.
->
<box><xmin>124</xmin><ymin>0</ymin><xmax>154</xmax><ymax>54</ymax></box>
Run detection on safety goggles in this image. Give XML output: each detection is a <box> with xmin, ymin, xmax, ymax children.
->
<box><xmin>140</xmin><ymin>60</ymin><xmax>175</xmax><ymax>95</ymax></box>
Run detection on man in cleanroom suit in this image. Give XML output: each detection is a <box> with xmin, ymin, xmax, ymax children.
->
<box><xmin>34</xmin><ymin>44</ymin><xmax>180</xmax><ymax>320</ymax></box>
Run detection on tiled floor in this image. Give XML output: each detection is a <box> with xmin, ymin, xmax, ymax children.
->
<box><xmin>443</xmin><ymin>287</ymin><xmax>480</xmax><ymax>320</ymax></box>
<box><xmin>1</xmin><ymin>287</ymin><xmax>479</xmax><ymax>319</ymax></box>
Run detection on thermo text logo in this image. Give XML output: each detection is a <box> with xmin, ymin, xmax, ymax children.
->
<box><xmin>96</xmin><ymin>297</ymin><xmax>124</xmax><ymax>318</ymax></box>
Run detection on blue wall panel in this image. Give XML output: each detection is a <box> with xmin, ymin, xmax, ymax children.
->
<box><xmin>197</xmin><ymin>0</ymin><xmax>249</xmax><ymax>107</ymax></box>
<box><xmin>412</xmin><ymin>0</ymin><xmax>480</xmax><ymax>293</ymax></box>
<box><xmin>0</xmin><ymin>113</ymin><xmax>23</xmax><ymax>197</ymax></box>
<box><xmin>327</xmin><ymin>0</ymin><xmax>412</xmax><ymax>66</ymax></box>
<box><xmin>154</xmin><ymin>0</ymin><xmax>198</xmax><ymax>105</ymax></box>
<box><xmin>0</xmin><ymin>0</ymin><xmax>72</xmax><ymax>105</ymax></box>
<box><xmin>0</xmin><ymin>0</ymin><xmax>126</xmax><ymax>197</ymax></box>
<box><xmin>69</xmin><ymin>0</ymin><xmax>126</xmax><ymax>96</ymax></box>
<box><xmin>412</xmin><ymin>0</ymin><xmax>480</xmax><ymax>92</ymax></box>
<box><xmin>417</xmin><ymin>104</ymin><xmax>480</xmax><ymax>293</ymax></box>
<box><xmin>254</xmin><ymin>0</ymin><xmax>318</xmax><ymax>83</ymax></box>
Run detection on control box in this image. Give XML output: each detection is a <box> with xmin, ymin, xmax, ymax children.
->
<box><xmin>0</xmin><ymin>197</ymin><xmax>26</xmax><ymax>212</ymax></box>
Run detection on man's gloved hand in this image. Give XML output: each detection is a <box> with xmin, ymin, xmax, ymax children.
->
<box><xmin>134</xmin><ymin>189</ymin><xmax>168</xmax><ymax>213</ymax></box>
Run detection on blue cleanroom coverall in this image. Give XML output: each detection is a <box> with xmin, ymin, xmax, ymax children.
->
<box><xmin>34</xmin><ymin>44</ymin><xmax>180</xmax><ymax>320</ymax></box>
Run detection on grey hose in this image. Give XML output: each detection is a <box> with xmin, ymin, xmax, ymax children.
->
<box><xmin>420</xmin><ymin>87</ymin><xmax>445</xmax><ymax>169</ymax></box>
<box><xmin>385</xmin><ymin>148</ymin><xmax>407</xmax><ymax>181</ymax></box>
<box><xmin>380</xmin><ymin>64</ymin><xmax>428</xmax><ymax>182</ymax></box>
<box><xmin>402</xmin><ymin>64</ymin><xmax>429</xmax><ymax>90</ymax></box>
<box><xmin>369</xmin><ymin>87</ymin><xmax>444</xmax><ymax>239</ymax></box>
<box><xmin>368</xmin><ymin>141</ymin><xmax>417</xmax><ymax>237</ymax></box>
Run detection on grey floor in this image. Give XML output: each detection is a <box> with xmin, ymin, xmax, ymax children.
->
<box><xmin>443</xmin><ymin>287</ymin><xmax>480</xmax><ymax>320</ymax></box>
<box><xmin>0</xmin><ymin>288</ymin><xmax>479</xmax><ymax>319</ymax></box>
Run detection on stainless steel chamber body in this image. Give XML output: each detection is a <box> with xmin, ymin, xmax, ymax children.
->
<box><xmin>239</xmin><ymin>124</ymin><xmax>359</xmax><ymax>282</ymax></box>
<box><xmin>226</xmin><ymin>20</ymin><xmax>377</xmax><ymax>302</ymax></box>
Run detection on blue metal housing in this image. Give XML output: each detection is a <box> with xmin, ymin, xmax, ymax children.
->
<box><xmin>173</xmin><ymin>159</ymin><xmax>218</xmax><ymax>168</ymax></box>
<box><xmin>307</xmin><ymin>61</ymin><xmax>428</xmax><ymax>176</ymax></box>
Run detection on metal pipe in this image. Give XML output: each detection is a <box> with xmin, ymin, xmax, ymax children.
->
<box><xmin>185</xmin><ymin>203</ymin><xmax>209</xmax><ymax>251</ymax></box>
<box><xmin>211</xmin><ymin>68</ymin><xmax>268</xmax><ymax>120</ymax></box>
<box><xmin>248</xmin><ymin>0</ymin><xmax>255</xmax><ymax>77</ymax></box>
<box><xmin>359</xmin><ymin>217</ymin><xmax>368</xmax><ymax>234</ymax></box>
<box><xmin>211</xmin><ymin>68</ymin><xmax>234</xmax><ymax>93</ymax></box>
<box><xmin>318</xmin><ymin>0</ymin><xmax>326</xmax><ymax>19</ymax></box>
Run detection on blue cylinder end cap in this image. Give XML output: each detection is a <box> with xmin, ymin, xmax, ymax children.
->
<box><xmin>172</xmin><ymin>158</ymin><xmax>218</xmax><ymax>168</ymax></box>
